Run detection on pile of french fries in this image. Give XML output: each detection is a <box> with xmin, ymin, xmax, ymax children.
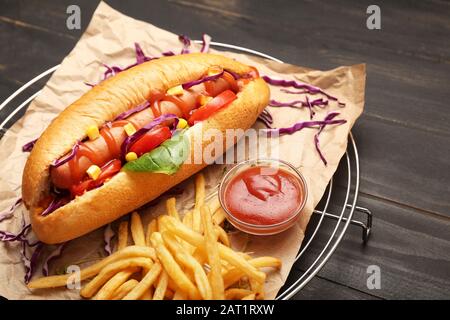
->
<box><xmin>28</xmin><ymin>174</ymin><xmax>281</xmax><ymax>300</ymax></box>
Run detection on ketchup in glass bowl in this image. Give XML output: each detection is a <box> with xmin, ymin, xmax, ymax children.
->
<box><xmin>218</xmin><ymin>159</ymin><xmax>308</xmax><ymax>235</ymax></box>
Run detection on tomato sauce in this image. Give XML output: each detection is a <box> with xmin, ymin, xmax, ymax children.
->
<box><xmin>223</xmin><ymin>166</ymin><xmax>305</xmax><ymax>225</ymax></box>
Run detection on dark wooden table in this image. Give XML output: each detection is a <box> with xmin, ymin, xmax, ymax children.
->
<box><xmin>0</xmin><ymin>0</ymin><xmax>449</xmax><ymax>300</ymax></box>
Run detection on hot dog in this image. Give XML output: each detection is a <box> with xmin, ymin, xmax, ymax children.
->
<box><xmin>22</xmin><ymin>53</ymin><xmax>269</xmax><ymax>244</ymax></box>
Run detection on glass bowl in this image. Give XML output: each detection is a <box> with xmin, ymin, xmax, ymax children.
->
<box><xmin>218</xmin><ymin>158</ymin><xmax>308</xmax><ymax>235</ymax></box>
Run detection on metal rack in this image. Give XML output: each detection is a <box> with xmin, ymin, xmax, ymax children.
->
<box><xmin>0</xmin><ymin>41</ymin><xmax>372</xmax><ymax>300</ymax></box>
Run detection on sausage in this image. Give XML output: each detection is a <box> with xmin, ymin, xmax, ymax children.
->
<box><xmin>50</xmin><ymin>80</ymin><xmax>232</xmax><ymax>190</ymax></box>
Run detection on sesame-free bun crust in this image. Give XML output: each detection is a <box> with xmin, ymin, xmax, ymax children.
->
<box><xmin>22</xmin><ymin>53</ymin><xmax>269</xmax><ymax>244</ymax></box>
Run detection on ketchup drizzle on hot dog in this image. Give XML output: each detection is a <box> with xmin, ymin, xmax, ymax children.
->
<box><xmin>100</xmin><ymin>126</ymin><xmax>120</xmax><ymax>157</ymax></box>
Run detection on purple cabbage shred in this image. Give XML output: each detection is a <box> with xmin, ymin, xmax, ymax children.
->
<box><xmin>51</xmin><ymin>141</ymin><xmax>80</xmax><ymax>168</ymax></box>
<box><xmin>264</xmin><ymin>112</ymin><xmax>347</xmax><ymax>165</ymax></box>
<box><xmin>179</xmin><ymin>35</ymin><xmax>191</xmax><ymax>54</ymax></box>
<box><xmin>0</xmin><ymin>197</ymin><xmax>22</xmax><ymax>222</ymax></box>
<box><xmin>262</xmin><ymin>75</ymin><xmax>345</xmax><ymax>106</ymax></box>
<box><xmin>22</xmin><ymin>139</ymin><xmax>38</xmax><ymax>152</ymax></box>
<box><xmin>182</xmin><ymin>70</ymin><xmax>224</xmax><ymax>90</ymax></box>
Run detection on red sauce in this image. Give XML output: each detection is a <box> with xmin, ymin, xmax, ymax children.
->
<box><xmin>223</xmin><ymin>166</ymin><xmax>304</xmax><ymax>225</ymax></box>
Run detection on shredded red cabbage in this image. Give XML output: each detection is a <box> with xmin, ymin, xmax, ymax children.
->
<box><xmin>264</xmin><ymin>112</ymin><xmax>346</xmax><ymax>165</ymax></box>
<box><xmin>114</xmin><ymin>101</ymin><xmax>150</xmax><ymax>121</ymax></box>
<box><xmin>1</xmin><ymin>218</ymin><xmax>42</xmax><ymax>283</ymax></box>
<box><xmin>257</xmin><ymin>108</ymin><xmax>274</xmax><ymax>128</ymax></box>
<box><xmin>264</xmin><ymin>111</ymin><xmax>346</xmax><ymax>136</ymax></box>
<box><xmin>179</xmin><ymin>35</ymin><xmax>191</xmax><ymax>54</ymax></box>
<box><xmin>51</xmin><ymin>141</ymin><xmax>80</xmax><ymax>168</ymax></box>
<box><xmin>121</xmin><ymin>114</ymin><xmax>178</xmax><ymax>157</ymax></box>
<box><xmin>182</xmin><ymin>70</ymin><xmax>224</xmax><ymax>90</ymax></box>
<box><xmin>171</xmin><ymin>118</ymin><xmax>180</xmax><ymax>135</ymax></box>
<box><xmin>262</xmin><ymin>75</ymin><xmax>345</xmax><ymax>106</ymax></box>
<box><xmin>162</xmin><ymin>51</ymin><xmax>176</xmax><ymax>56</ymax></box>
<box><xmin>269</xmin><ymin>98</ymin><xmax>328</xmax><ymax>109</ymax></box>
<box><xmin>201</xmin><ymin>34</ymin><xmax>212</xmax><ymax>53</ymax></box>
<box><xmin>134</xmin><ymin>43</ymin><xmax>153</xmax><ymax>64</ymax></box>
<box><xmin>314</xmin><ymin>112</ymin><xmax>342</xmax><ymax>166</ymax></box>
<box><xmin>42</xmin><ymin>242</ymin><xmax>66</xmax><ymax>276</ymax></box>
<box><xmin>103</xmin><ymin>224</ymin><xmax>115</xmax><ymax>256</ymax></box>
<box><xmin>0</xmin><ymin>223</ymin><xmax>31</xmax><ymax>242</ymax></box>
<box><xmin>305</xmin><ymin>96</ymin><xmax>315</xmax><ymax>120</ymax></box>
<box><xmin>22</xmin><ymin>139</ymin><xmax>38</xmax><ymax>152</ymax></box>
<box><xmin>22</xmin><ymin>240</ymin><xmax>44</xmax><ymax>284</ymax></box>
<box><xmin>41</xmin><ymin>197</ymin><xmax>68</xmax><ymax>216</ymax></box>
<box><xmin>0</xmin><ymin>197</ymin><xmax>21</xmax><ymax>222</ymax></box>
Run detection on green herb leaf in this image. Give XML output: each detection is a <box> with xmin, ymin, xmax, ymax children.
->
<box><xmin>123</xmin><ymin>132</ymin><xmax>189</xmax><ymax>174</ymax></box>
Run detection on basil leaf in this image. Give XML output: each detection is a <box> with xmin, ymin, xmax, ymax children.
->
<box><xmin>123</xmin><ymin>132</ymin><xmax>189</xmax><ymax>174</ymax></box>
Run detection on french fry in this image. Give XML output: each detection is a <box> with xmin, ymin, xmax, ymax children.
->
<box><xmin>194</xmin><ymin>174</ymin><xmax>206</xmax><ymax>208</ymax></box>
<box><xmin>249</xmin><ymin>276</ymin><xmax>266</xmax><ymax>300</ymax></box>
<box><xmin>167</xmin><ymin>275</ymin><xmax>178</xmax><ymax>292</ymax></box>
<box><xmin>93</xmin><ymin>267</ymin><xmax>139</xmax><ymax>300</ymax></box>
<box><xmin>145</xmin><ymin>219</ymin><xmax>158</xmax><ymax>247</ymax></box>
<box><xmin>140</xmin><ymin>289</ymin><xmax>153</xmax><ymax>300</ymax></box>
<box><xmin>153</xmin><ymin>270</ymin><xmax>169</xmax><ymax>300</ymax></box>
<box><xmin>80</xmin><ymin>257</ymin><xmax>153</xmax><ymax>298</ymax></box>
<box><xmin>225</xmin><ymin>288</ymin><xmax>253</xmax><ymax>300</ymax></box>
<box><xmin>166</xmin><ymin>197</ymin><xmax>180</xmax><ymax>221</ymax></box>
<box><xmin>161</xmin><ymin>216</ymin><xmax>266</xmax><ymax>283</ymax></box>
<box><xmin>131</xmin><ymin>212</ymin><xmax>146</xmax><ymax>246</ymax></box>
<box><xmin>157</xmin><ymin>215</ymin><xmax>168</xmax><ymax>234</ymax></box>
<box><xmin>162</xmin><ymin>231</ymin><xmax>212</xmax><ymax>300</ymax></box>
<box><xmin>28</xmin><ymin>246</ymin><xmax>156</xmax><ymax>289</ymax></box>
<box><xmin>212</xmin><ymin>207</ymin><xmax>226</xmax><ymax>226</ymax></box>
<box><xmin>214</xmin><ymin>225</ymin><xmax>230</xmax><ymax>247</ymax></box>
<box><xmin>173</xmin><ymin>289</ymin><xmax>187</xmax><ymax>300</ymax></box>
<box><xmin>223</xmin><ymin>257</ymin><xmax>281</xmax><ymax>288</ymax></box>
<box><xmin>123</xmin><ymin>262</ymin><xmax>162</xmax><ymax>300</ymax></box>
<box><xmin>150</xmin><ymin>232</ymin><xmax>201</xmax><ymax>299</ymax></box>
<box><xmin>193</xmin><ymin>247</ymin><xmax>207</xmax><ymax>265</ymax></box>
<box><xmin>242</xmin><ymin>293</ymin><xmax>256</xmax><ymax>300</ymax></box>
<box><xmin>201</xmin><ymin>206</ymin><xmax>224</xmax><ymax>299</ymax></box>
<box><xmin>192</xmin><ymin>207</ymin><xmax>202</xmax><ymax>234</ymax></box>
<box><xmin>207</xmin><ymin>197</ymin><xmax>221</xmax><ymax>216</ymax></box>
<box><xmin>182</xmin><ymin>210</ymin><xmax>193</xmax><ymax>228</ymax></box>
<box><xmin>111</xmin><ymin>279</ymin><xmax>139</xmax><ymax>300</ymax></box>
<box><xmin>193</xmin><ymin>174</ymin><xmax>206</xmax><ymax>233</ymax></box>
<box><xmin>118</xmin><ymin>221</ymin><xmax>129</xmax><ymax>250</ymax></box>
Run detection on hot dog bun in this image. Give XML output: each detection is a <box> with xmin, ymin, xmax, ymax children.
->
<box><xmin>22</xmin><ymin>53</ymin><xmax>270</xmax><ymax>244</ymax></box>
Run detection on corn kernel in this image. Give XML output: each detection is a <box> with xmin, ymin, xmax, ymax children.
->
<box><xmin>125</xmin><ymin>152</ymin><xmax>138</xmax><ymax>162</ymax></box>
<box><xmin>124</xmin><ymin>123</ymin><xmax>136</xmax><ymax>136</ymax></box>
<box><xmin>167</xmin><ymin>85</ymin><xmax>184</xmax><ymax>96</ymax></box>
<box><xmin>198</xmin><ymin>95</ymin><xmax>212</xmax><ymax>106</ymax></box>
<box><xmin>207</xmin><ymin>66</ymin><xmax>223</xmax><ymax>76</ymax></box>
<box><xmin>86</xmin><ymin>125</ymin><xmax>100</xmax><ymax>140</ymax></box>
<box><xmin>86</xmin><ymin>165</ymin><xmax>101</xmax><ymax>180</ymax></box>
<box><xmin>177</xmin><ymin>118</ymin><xmax>188</xmax><ymax>129</ymax></box>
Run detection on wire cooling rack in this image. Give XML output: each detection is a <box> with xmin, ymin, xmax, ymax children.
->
<box><xmin>0</xmin><ymin>41</ymin><xmax>372</xmax><ymax>300</ymax></box>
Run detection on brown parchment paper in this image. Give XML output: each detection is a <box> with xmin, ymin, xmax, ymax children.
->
<box><xmin>0</xmin><ymin>2</ymin><xmax>365</xmax><ymax>300</ymax></box>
